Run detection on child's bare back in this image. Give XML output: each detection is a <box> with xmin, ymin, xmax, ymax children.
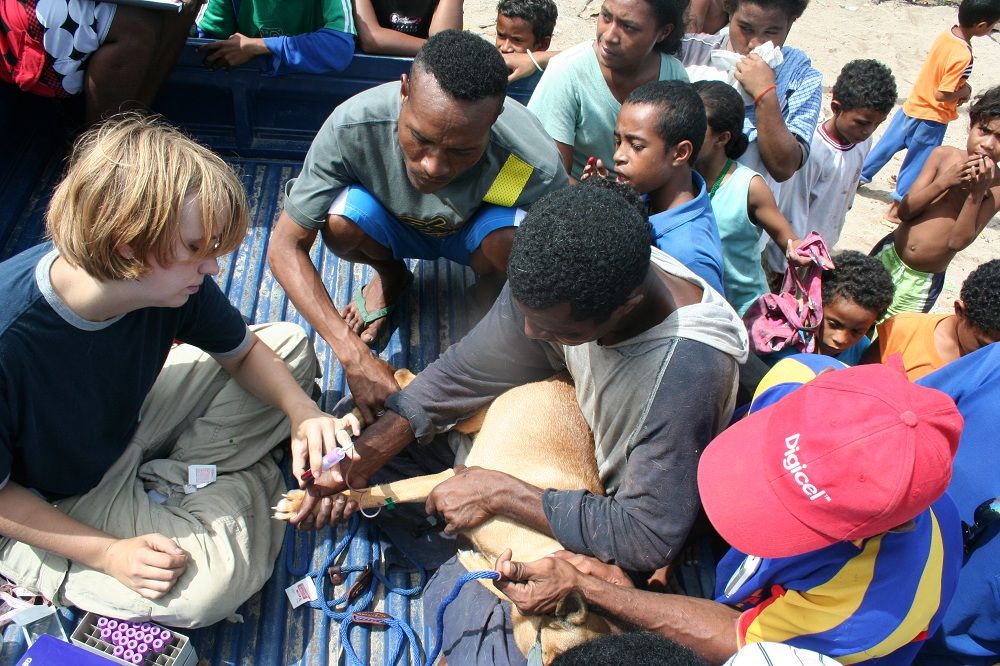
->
<box><xmin>894</xmin><ymin>143</ymin><xmax>1000</xmax><ymax>274</ymax></box>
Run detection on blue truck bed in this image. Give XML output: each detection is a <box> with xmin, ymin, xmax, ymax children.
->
<box><xmin>0</xmin><ymin>42</ymin><xmax>547</xmax><ymax>666</ymax></box>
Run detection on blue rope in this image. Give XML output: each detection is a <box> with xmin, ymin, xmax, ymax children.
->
<box><xmin>424</xmin><ymin>570</ymin><xmax>501</xmax><ymax>666</ymax></box>
<box><xmin>287</xmin><ymin>512</ymin><xmax>497</xmax><ymax>666</ymax></box>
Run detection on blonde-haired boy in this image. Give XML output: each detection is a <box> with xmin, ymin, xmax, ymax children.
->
<box><xmin>0</xmin><ymin>115</ymin><xmax>351</xmax><ymax>627</ymax></box>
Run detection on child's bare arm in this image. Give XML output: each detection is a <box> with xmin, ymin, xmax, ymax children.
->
<box><xmin>898</xmin><ymin>148</ymin><xmax>960</xmax><ymax>222</ymax></box>
<box><xmin>746</xmin><ymin>175</ymin><xmax>808</xmax><ymax>265</ymax></box>
<box><xmin>948</xmin><ymin>156</ymin><xmax>999</xmax><ymax>251</ymax></box>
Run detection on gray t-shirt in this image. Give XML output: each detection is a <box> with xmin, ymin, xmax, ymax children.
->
<box><xmin>284</xmin><ymin>81</ymin><xmax>568</xmax><ymax>236</ymax></box>
<box><xmin>386</xmin><ymin>249</ymin><xmax>749</xmax><ymax>571</ymax></box>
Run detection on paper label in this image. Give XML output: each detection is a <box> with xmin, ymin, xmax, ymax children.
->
<box><xmin>285</xmin><ymin>577</ymin><xmax>318</xmax><ymax>608</ymax></box>
<box><xmin>187</xmin><ymin>465</ymin><xmax>217</xmax><ymax>487</ymax></box>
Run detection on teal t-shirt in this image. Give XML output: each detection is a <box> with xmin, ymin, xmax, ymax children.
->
<box><xmin>199</xmin><ymin>0</ymin><xmax>355</xmax><ymax>38</ymax></box>
<box><xmin>527</xmin><ymin>40</ymin><xmax>688</xmax><ymax>180</ymax></box>
<box><xmin>711</xmin><ymin>163</ymin><xmax>769</xmax><ymax>315</ymax></box>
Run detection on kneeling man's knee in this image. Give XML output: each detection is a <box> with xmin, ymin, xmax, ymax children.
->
<box><xmin>251</xmin><ymin>322</ymin><xmax>318</xmax><ymax>389</ymax></box>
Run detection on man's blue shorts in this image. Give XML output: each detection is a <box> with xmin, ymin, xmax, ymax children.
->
<box><xmin>328</xmin><ymin>186</ymin><xmax>526</xmax><ymax>265</ymax></box>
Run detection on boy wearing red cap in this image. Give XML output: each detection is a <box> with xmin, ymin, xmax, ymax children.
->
<box><xmin>494</xmin><ymin>361</ymin><xmax>964</xmax><ymax>665</ymax></box>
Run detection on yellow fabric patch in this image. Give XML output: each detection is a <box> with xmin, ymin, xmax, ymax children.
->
<box><xmin>483</xmin><ymin>154</ymin><xmax>534</xmax><ymax>207</ymax></box>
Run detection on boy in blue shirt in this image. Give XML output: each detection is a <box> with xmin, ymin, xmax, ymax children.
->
<box><xmin>585</xmin><ymin>79</ymin><xmax>727</xmax><ymax>296</ymax></box>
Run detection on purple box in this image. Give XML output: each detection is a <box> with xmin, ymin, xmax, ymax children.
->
<box><xmin>16</xmin><ymin>635</ymin><xmax>118</xmax><ymax>666</ymax></box>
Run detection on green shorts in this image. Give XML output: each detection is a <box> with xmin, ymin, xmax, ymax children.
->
<box><xmin>871</xmin><ymin>232</ymin><xmax>945</xmax><ymax>319</ymax></box>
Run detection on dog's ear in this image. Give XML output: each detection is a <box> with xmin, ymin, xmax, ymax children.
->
<box><xmin>555</xmin><ymin>591</ymin><xmax>589</xmax><ymax>626</ymax></box>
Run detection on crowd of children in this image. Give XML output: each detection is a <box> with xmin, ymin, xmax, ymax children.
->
<box><xmin>3</xmin><ymin>0</ymin><xmax>1000</xmax><ymax>663</ymax></box>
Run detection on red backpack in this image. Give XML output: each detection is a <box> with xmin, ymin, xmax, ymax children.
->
<box><xmin>743</xmin><ymin>232</ymin><xmax>833</xmax><ymax>355</ymax></box>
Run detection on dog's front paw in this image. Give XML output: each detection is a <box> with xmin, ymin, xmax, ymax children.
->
<box><xmin>272</xmin><ymin>489</ymin><xmax>306</xmax><ymax>520</ymax></box>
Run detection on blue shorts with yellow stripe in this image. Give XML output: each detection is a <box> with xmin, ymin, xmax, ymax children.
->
<box><xmin>328</xmin><ymin>186</ymin><xmax>525</xmax><ymax>265</ymax></box>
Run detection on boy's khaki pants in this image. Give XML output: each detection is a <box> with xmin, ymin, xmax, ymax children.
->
<box><xmin>0</xmin><ymin>322</ymin><xmax>317</xmax><ymax>628</ymax></box>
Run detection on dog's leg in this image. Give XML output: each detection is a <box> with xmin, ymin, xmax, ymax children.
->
<box><xmin>272</xmin><ymin>469</ymin><xmax>456</xmax><ymax>520</ymax></box>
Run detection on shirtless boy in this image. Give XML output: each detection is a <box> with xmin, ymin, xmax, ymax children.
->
<box><xmin>871</xmin><ymin>85</ymin><xmax>1000</xmax><ymax>318</ymax></box>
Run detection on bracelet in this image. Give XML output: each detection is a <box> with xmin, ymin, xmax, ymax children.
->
<box><xmin>526</xmin><ymin>49</ymin><xmax>543</xmax><ymax>73</ymax></box>
<box><xmin>753</xmin><ymin>84</ymin><xmax>777</xmax><ymax>106</ymax></box>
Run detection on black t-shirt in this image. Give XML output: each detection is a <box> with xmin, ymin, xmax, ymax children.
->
<box><xmin>372</xmin><ymin>0</ymin><xmax>438</xmax><ymax>38</ymax></box>
<box><xmin>0</xmin><ymin>244</ymin><xmax>250</xmax><ymax>497</ymax></box>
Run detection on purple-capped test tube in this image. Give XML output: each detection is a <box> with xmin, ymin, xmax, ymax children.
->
<box><xmin>100</xmin><ymin>628</ymin><xmax>113</xmax><ymax>642</ymax></box>
<box><xmin>127</xmin><ymin>639</ymin><xmax>138</xmax><ymax>650</ymax></box>
<box><xmin>125</xmin><ymin>627</ymin><xmax>137</xmax><ymax>638</ymax></box>
<box><xmin>140</xmin><ymin>622</ymin><xmax>152</xmax><ymax>631</ymax></box>
<box><xmin>112</xmin><ymin>645</ymin><xmax>125</xmax><ymax>658</ymax></box>
<box><xmin>159</xmin><ymin>629</ymin><xmax>172</xmax><ymax>643</ymax></box>
<box><xmin>136</xmin><ymin>642</ymin><xmax>150</xmax><ymax>655</ymax></box>
<box><xmin>141</xmin><ymin>633</ymin><xmax>155</xmax><ymax>645</ymax></box>
<box><xmin>97</xmin><ymin>617</ymin><xmax>109</xmax><ymax>628</ymax></box>
<box><xmin>129</xmin><ymin>653</ymin><xmax>143</xmax><ymax>665</ymax></box>
<box><xmin>151</xmin><ymin>638</ymin><xmax>164</xmax><ymax>653</ymax></box>
<box><xmin>123</xmin><ymin>649</ymin><xmax>134</xmax><ymax>661</ymax></box>
<box><xmin>106</xmin><ymin>619</ymin><xmax>119</xmax><ymax>630</ymax></box>
<box><xmin>111</xmin><ymin>631</ymin><xmax>124</xmax><ymax>645</ymax></box>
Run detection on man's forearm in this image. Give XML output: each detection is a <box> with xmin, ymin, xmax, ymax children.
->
<box><xmin>349</xmin><ymin>411</ymin><xmax>417</xmax><ymax>483</ymax></box>
<box><xmin>898</xmin><ymin>180</ymin><xmax>948</xmax><ymax>221</ymax></box>
<box><xmin>753</xmin><ymin>94</ymin><xmax>803</xmax><ymax>182</ymax></box>
<box><xmin>0</xmin><ymin>483</ymin><xmax>116</xmax><ymax>573</ymax></box>
<box><xmin>576</xmin><ymin>575</ymin><xmax>741</xmax><ymax>665</ymax></box>
<box><xmin>491</xmin><ymin>476</ymin><xmax>552</xmax><ymax>536</ymax></box>
<box><xmin>947</xmin><ymin>193</ymin><xmax>986</xmax><ymax>250</ymax></box>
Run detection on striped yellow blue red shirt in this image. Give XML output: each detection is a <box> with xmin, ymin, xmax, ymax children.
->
<box><xmin>714</xmin><ymin>354</ymin><xmax>963</xmax><ymax>664</ymax></box>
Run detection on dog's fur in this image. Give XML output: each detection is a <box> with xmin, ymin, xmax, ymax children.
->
<box><xmin>278</xmin><ymin>370</ymin><xmax>612</xmax><ymax>663</ymax></box>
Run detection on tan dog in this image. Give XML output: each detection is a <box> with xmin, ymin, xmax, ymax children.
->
<box><xmin>274</xmin><ymin>371</ymin><xmax>613</xmax><ymax>663</ymax></box>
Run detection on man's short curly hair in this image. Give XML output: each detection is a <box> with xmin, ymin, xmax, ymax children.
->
<box><xmin>412</xmin><ymin>30</ymin><xmax>508</xmax><ymax>101</ymax></box>
<box><xmin>580</xmin><ymin>175</ymin><xmax>646</xmax><ymax>215</ymax></box>
<box><xmin>832</xmin><ymin>60</ymin><xmax>897</xmax><ymax>115</ymax></box>
<box><xmin>497</xmin><ymin>0</ymin><xmax>558</xmax><ymax>39</ymax></box>
<box><xmin>959</xmin><ymin>0</ymin><xmax>1000</xmax><ymax>28</ymax></box>
<box><xmin>960</xmin><ymin>259</ymin><xmax>1000</xmax><ymax>334</ymax></box>
<box><xmin>552</xmin><ymin>632</ymin><xmax>709</xmax><ymax>666</ymax></box>
<box><xmin>508</xmin><ymin>185</ymin><xmax>652</xmax><ymax>323</ymax></box>
<box><xmin>969</xmin><ymin>85</ymin><xmax>1000</xmax><ymax>126</ymax></box>
<box><xmin>822</xmin><ymin>250</ymin><xmax>894</xmax><ymax>319</ymax></box>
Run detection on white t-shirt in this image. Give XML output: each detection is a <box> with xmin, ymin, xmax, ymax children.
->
<box><xmin>766</xmin><ymin>121</ymin><xmax>871</xmax><ymax>271</ymax></box>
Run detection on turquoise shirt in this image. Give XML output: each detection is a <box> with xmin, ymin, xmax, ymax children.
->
<box><xmin>711</xmin><ymin>163</ymin><xmax>769</xmax><ymax>315</ymax></box>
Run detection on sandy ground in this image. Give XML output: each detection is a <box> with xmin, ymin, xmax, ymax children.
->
<box><xmin>470</xmin><ymin>1</ymin><xmax>1000</xmax><ymax>311</ymax></box>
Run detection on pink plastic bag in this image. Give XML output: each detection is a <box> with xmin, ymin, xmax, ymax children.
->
<box><xmin>743</xmin><ymin>232</ymin><xmax>833</xmax><ymax>355</ymax></box>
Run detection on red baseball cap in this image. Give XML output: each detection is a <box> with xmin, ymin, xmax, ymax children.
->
<box><xmin>698</xmin><ymin>364</ymin><xmax>963</xmax><ymax>558</ymax></box>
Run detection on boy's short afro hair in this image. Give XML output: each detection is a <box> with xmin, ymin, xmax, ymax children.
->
<box><xmin>729</xmin><ymin>0</ymin><xmax>809</xmax><ymax>21</ymax></box>
<box><xmin>497</xmin><ymin>0</ymin><xmax>558</xmax><ymax>39</ymax></box>
<box><xmin>832</xmin><ymin>60</ymin><xmax>897</xmax><ymax>115</ymax></box>
<box><xmin>960</xmin><ymin>259</ymin><xmax>1000</xmax><ymax>334</ymax></box>
<box><xmin>958</xmin><ymin>0</ymin><xmax>1000</xmax><ymax>28</ymax></box>
<box><xmin>969</xmin><ymin>85</ymin><xmax>1000</xmax><ymax>126</ymax></box>
<box><xmin>412</xmin><ymin>29</ymin><xmax>508</xmax><ymax>102</ymax></box>
<box><xmin>552</xmin><ymin>632</ymin><xmax>710</xmax><ymax>666</ymax></box>
<box><xmin>822</xmin><ymin>250</ymin><xmax>894</xmax><ymax>319</ymax></box>
<box><xmin>508</xmin><ymin>185</ymin><xmax>652</xmax><ymax>323</ymax></box>
<box><xmin>626</xmin><ymin>80</ymin><xmax>707</xmax><ymax>164</ymax></box>
<box><xmin>580</xmin><ymin>175</ymin><xmax>646</xmax><ymax>215</ymax></box>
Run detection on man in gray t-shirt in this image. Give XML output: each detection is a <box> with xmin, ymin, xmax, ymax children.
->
<box><xmin>268</xmin><ymin>30</ymin><xmax>567</xmax><ymax>423</ymax></box>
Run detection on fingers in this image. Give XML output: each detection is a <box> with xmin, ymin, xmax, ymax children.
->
<box><xmin>494</xmin><ymin>548</ymin><xmax>513</xmax><ymax>578</ymax></box>
<box><xmin>291</xmin><ymin>490</ymin><xmax>320</xmax><ymax>526</ymax></box>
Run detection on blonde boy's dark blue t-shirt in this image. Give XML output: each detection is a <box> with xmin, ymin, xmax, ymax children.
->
<box><xmin>0</xmin><ymin>244</ymin><xmax>250</xmax><ymax>498</ymax></box>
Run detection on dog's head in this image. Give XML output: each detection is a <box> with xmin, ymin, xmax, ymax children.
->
<box><xmin>512</xmin><ymin>592</ymin><xmax>617</xmax><ymax>665</ymax></box>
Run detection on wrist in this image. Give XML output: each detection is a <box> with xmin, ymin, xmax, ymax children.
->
<box><xmin>753</xmin><ymin>84</ymin><xmax>777</xmax><ymax>106</ymax></box>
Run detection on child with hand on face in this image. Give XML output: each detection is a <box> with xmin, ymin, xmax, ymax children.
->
<box><xmin>870</xmin><ymin>85</ymin><xmax>1000</xmax><ymax>319</ymax></box>
<box><xmin>692</xmin><ymin>80</ymin><xmax>808</xmax><ymax>315</ymax></box>
<box><xmin>494</xmin><ymin>0</ymin><xmax>558</xmax><ymax>81</ymax></box>
<box><xmin>584</xmin><ymin>79</ymin><xmax>727</xmax><ymax>296</ymax></box>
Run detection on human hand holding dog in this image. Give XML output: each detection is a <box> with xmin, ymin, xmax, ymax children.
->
<box><xmin>424</xmin><ymin>465</ymin><xmax>498</xmax><ymax>535</ymax></box>
<box><xmin>494</xmin><ymin>549</ymin><xmax>579</xmax><ymax>615</ymax></box>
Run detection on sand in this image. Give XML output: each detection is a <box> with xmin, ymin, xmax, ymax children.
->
<box><xmin>469</xmin><ymin>1</ymin><xmax>1000</xmax><ymax>310</ymax></box>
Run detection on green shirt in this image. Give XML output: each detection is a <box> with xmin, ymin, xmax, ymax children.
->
<box><xmin>284</xmin><ymin>81</ymin><xmax>568</xmax><ymax>235</ymax></box>
<box><xmin>198</xmin><ymin>0</ymin><xmax>355</xmax><ymax>38</ymax></box>
<box><xmin>527</xmin><ymin>40</ymin><xmax>688</xmax><ymax>180</ymax></box>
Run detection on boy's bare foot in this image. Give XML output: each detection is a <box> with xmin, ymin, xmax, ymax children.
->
<box><xmin>342</xmin><ymin>269</ymin><xmax>414</xmax><ymax>345</ymax></box>
<box><xmin>883</xmin><ymin>201</ymin><xmax>901</xmax><ymax>225</ymax></box>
